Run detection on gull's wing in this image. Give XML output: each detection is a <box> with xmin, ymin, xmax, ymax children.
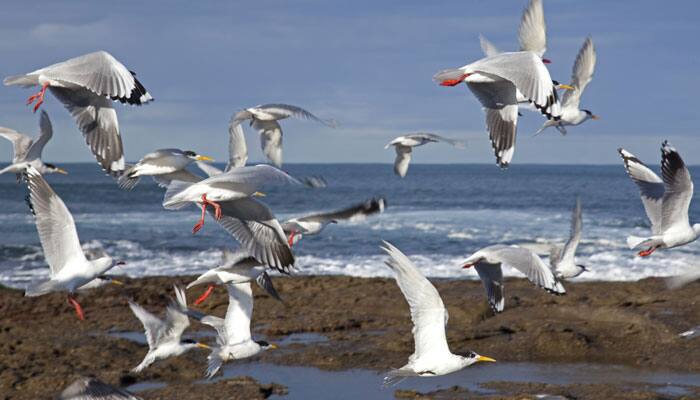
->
<box><xmin>198</xmin><ymin>164</ymin><xmax>300</xmax><ymax>188</ymax></box>
<box><xmin>297</xmin><ymin>197</ymin><xmax>386</xmax><ymax>224</ymax></box>
<box><xmin>214</xmin><ymin>198</ymin><xmax>294</xmax><ymax>273</ymax></box>
<box><xmin>393</xmin><ymin>145</ymin><xmax>412</xmax><ymax>177</ymax></box>
<box><xmin>518</xmin><ymin>0</ymin><xmax>547</xmax><ymax>58</ymax></box>
<box><xmin>561</xmin><ymin>37</ymin><xmax>596</xmax><ymax>110</ymax></box>
<box><xmin>559</xmin><ymin>197</ymin><xmax>582</xmax><ymax>265</ymax></box>
<box><xmin>256</xmin><ymin>271</ymin><xmax>283</xmax><ymax>302</ymax></box>
<box><xmin>163</xmin><ymin>285</ymin><xmax>191</xmax><ymax>342</ymax></box>
<box><xmin>195</xmin><ymin>161</ymin><xmax>223</xmax><ymax>177</ymax></box>
<box><xmin>231</xmin><ymin>110</ymin><xmax>254</xmax><ymax>127</ymax></box>
<box><xmin>252</xmin><ymin>119</ymin><xmax>283</xmax><ymax>168</ymax></box>
<box><xmin>618</xmin><ymin>148</ymin><xmax>664</xmax><ymax>234</ymax></box>
<box><xmin>58</xmin><ymin>377</ymin><xmax>141</xmax><ymax>400</ymax></box>
<box><xmin>381</xmin><ymin>241</ymin><xmax>451</xmax><ymax>360</ymax></box>
<box><xmin>222</xmin><ymin>282</ymin><xmax>254</xmax><ymax>345</ymax></box>
<box><xmin>488</xmin><ymin>245</ymin><xmax>566</xmax><ymax>294</ymax></box>
<box><xmin>659</xmin><ymin>141</ymin><xmax>694</xmax><ymax>232</ymax></box>
<box><xmin>479</xmin><ymin>34</ymin><xmax>501</xmax><ymax>57</ymax></box>
<box><xmin>23</xmin><ymin>110</ymin><xmax>53</xmax><ymax>161</ymax></box>
<box><xmin>39</xmin><ymin>51</ymin><xmax>152</xmax><ymax>105</ymax></box>
<box><xmin>151</xmin><ymin>169</ymin><xmax>203</xmax><ymax>188</ymax></box>
<box><xmin>467</xmin><ymin>80</ymin><xmax>519</xmax><ymax>168</ymax></box>
<box><xmin>227</xmin><ymin>118</ymin><xmax>248</xmax><ymax>169</ymax></box>
<box><xmin>25</xmin><ymin>166</ymin><xmax>87</xmax><ymax>276</ymax></box>
<box><xmin>409</xmin><ymin>133</ymin><xmax>466</xmax><ymax>148</ymax></box>
<box><xmin>258</xmin><ymin>104</ymin><xmax>337</xmax><ymax>127</ymax></box>
<box><xmin>128</xmin><ymin>300</ymin><xmax>165</xmax><ymax>350</ymax></box>
<box><xmin>474</xmin><ymin>263</ymin><xmax>505</xmax><ymax>313</ymax></box>
<box><xmin>0</xmin><ymin>127</ymin><xmax>33</xmax><ymax>162</ymax></box>
<box><xmin>49</xmin><ymin>86</ymin><xmax>125</xmax><ymax>176</ymax></box>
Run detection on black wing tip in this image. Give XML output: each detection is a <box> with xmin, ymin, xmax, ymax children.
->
<box><xmin>110</xmin><ymin>75</ymin><xmax>153</xmax><ymax>106</ymax></box>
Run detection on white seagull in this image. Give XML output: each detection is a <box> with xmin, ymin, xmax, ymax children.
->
<box><xmin>129</xmin><ymin>286</ymin><xmax>210</xmax><ymax>373</ymax></box>
<box><xmin>619</xmin><ymin>141</ymin><xmax>699</xmax><ymax>257</ymax></box>
<box><xmin>191</xmin><ymin>281</ymin><xmax>278</xmax><ymax>378</ymax></box>
<box><xmin>58</xmin><ymin>377</ymin><xmax>141</xmax><ymax>400</ymax></box>
<box><xmin>461</xmin><ymin>244</ymin><xmax>566</xmax><ymax>313</ymax></box>
<box><xmin>384</xmin><ymin>134</ymin><xmax>465</xmax><ymax>178</ymax></box>
<box><xmin>118</xmin><ymin>148</ymin><xmax>214</xmax><ymax>190</ymax></box>
<box><xmin>186</xmin><ymin>248</ymin><xmax>282</xmax><ymax>305</ymax></box>
<box><xmin>434</xmin><ymin>51</ymin><xmax>561</xmax><ymax>168</ymax></box>
<box><xmin>23</xmin><ymin>166</ymin><xmax>124</xmax><ymax>320</ymax></box>
<box><xmin>282</xmin><ymin>197</ymin><xmax>386</xmax><ymax>246</ymax></box>
<box><xmin>4</xmin><ymin>51</ymin><xmax>153</xmax><ymax>176</ymax></box>
<box><xmin>231</xmin><ymin>104</ymin><xmax>336</xmax><ymax>167</ymax></box>
<box><xmin>0</xmin><ymin>110</ymin><xmax>67</xmax><ymax>179</ymax></box>
<box><xmin>520</xmin><ymin>198</ymin><xmax>588</xmax><ymax>279</ymax></box>
<box><xmin>536</xmin><ymin>37</ymin><xmax>598</xmax><ymax>135</ymax></box>
<box><xmin>479</xmin><ymin>0</ymin><xmax>549</xmax><ymax>62</ymax></box>
<box><xmin>381</xmin><ymin>241</ymin><xmax>495</xmax><ymax>386</ymax></box>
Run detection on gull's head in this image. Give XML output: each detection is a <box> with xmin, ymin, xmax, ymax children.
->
<box><xmin>583</xmin><ymin>110</ymin><xmax>599</xmax><ymax>121</ymax></box>
<box><xmin>457</xmin><ymin>351</ymin><xmax>496</xmax><ymax>367</ymax></box>
<box><xmin>255</xmin><ymin>340</ymin><xmax>278</xmax><ymax>351</ymax></box>
<box><xmin>184</xmin><ymin>150</ymin><xmax>214</xmax><ymax>162</ymax></box>
<box><xmin>181</xmin><ymin>338</ymin><xmax>211</xmax><ymax>350</ymax></box>
<box><xmin>45</xmin><ymin>163</ymin><xmax>68</xmax><ymax>175</ymax></box>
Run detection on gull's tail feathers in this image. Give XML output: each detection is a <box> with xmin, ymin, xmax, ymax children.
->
<box><xmin>162</xmin><ymin>180</ymin><xmax>195</xmax><ymax>210</ymax></box>
<box><xmin>3</xmin><ymin>74</ymin><xmax>36</xmax><ymax>87</ymax></box>
<box><xmin>432</xmin><ymin>68</ymin><xmax>464</xmax><ymax>83</ymax></box>
<box><xmin>382</xmin><ymin>367</ymin><xmax>417</xmax><ymax>387</ymax></box>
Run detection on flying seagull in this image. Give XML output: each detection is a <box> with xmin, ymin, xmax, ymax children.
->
<box><xmin>385</xmin><ymin>134</ymin><xmax>465</xmax><ymax>178</ymax></box>
<box><xmin>129</xmin><ymin>286</ymin><xmax>210</xmax><ymax>372</ymax></box>
<box><xmin>282</xmin><ymin>197</ymin><xmax>386</xmax><ymax>245</ymax></box>
<box><xmin>118</xmin><ymin>148</ymin><xmax>214</xmax><ymax>190</ymax></box>
<box><xmin>434</xmin><ymin>51</ymin><xmax>561</xmax><ymax>168</ymax></box>
<box><xmin>4</xmin><ymin>50</ymin><xmax>153</xmax><ymax>176</ymax></box>
<box><xmin>619</xmin><ymin>141</ymin><xmax>699</xmax><ymax>256</ymax></box>
<box><xmin>23</xmin><ymin>166</ymin><xmax>124</xmax><ymax>320</ymax></box>
<box><xmin>381</xmin><ymin>241</ymin><xmax>495</xmax><ymax>386</ymax></box>
<box><xmin>479</xmin><ymin>0</ymin><xmax>549</xmax><ymax>62</ymax></box>
<box><xmin>58</xmin><ymin>377</ymin><xmax>141</xmax><ymax>400</ymax></box>
<box><xmin>0</xmin><ymin>110</ymin><xmax>67</xmax><ymax>180</ymax></box>
<box><xmin>230</xmin><ymin>104</ymin><xmax>336</xmax><ymax>167</ymax></box>
<box><xmin>186</xmin><ymin>248</ymin><xmax>282</xmax><ymax>305</ymax></box>
<box><xmin>536</xmin><ymin>37</ymin><xmax>598</xmax><ymax>135</ymax></box>
<box><xmin>461</xmin><ymin>244</ymin><xmax>566</xmax><ymax>313</ymax></box>
<box><xmin>187</xmin><ymin>281</ymin><xmax>278</xmax><ymax>378</ymax></box>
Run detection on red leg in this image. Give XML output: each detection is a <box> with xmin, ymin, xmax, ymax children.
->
<box><xmin>67</xmin><ymin>295</ymin><xmax>85</xmax><ymax>321</ymax></box>
<box><xmin>638</xmin><ymin>247</ymin><xmax>657</xmax><ymax>257</ymax></box>
<box><xmin>287</xmin><ymin>230</ymin><xmax>296</xmax><ymax>247</ymax></box>
<box><xmin>439</xmin><ymin>74</ymin><xmax>469</xmax><ymax>87</ymax></box>
<box><xmin>26</xmin><ymin>83</ymin><xmax>49</xmax><ymax>113</ymax></box>
<box><xmin>192</xmin><ymin>201</ymin><xmax>207</xmax><ymax>234</ymax></box>
<box><xmin>194</xmin><ymin>285</ymin><xmax>215</xmax><ymax>305</ymax></box>
<box><xmin>210</xmin><ymin>200</ymin><xmax>222</xmax><ymax>220</ymax></box>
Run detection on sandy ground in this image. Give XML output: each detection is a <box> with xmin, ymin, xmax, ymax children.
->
<box><xmin>1</xmin><ymin>275</ymin><xmax>699</xmax><ymax>399</ymax></box>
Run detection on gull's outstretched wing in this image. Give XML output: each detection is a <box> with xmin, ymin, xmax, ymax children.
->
<box><xmin>559</xmin><ymin>197</ymin><xmax>582</xmax><ymax>265</ymax></box>
<box><xmin>58</xmin><ymin>377</ymin><xmax>141</xmax><ymax>400</ymax></box>
<box><xmin>221</xmin><ymin>282</ymin><xmax>254</xmax><ymax>345</ymax></box>
<box><xmin>618</xmin><ymin>148</ymin><xmax>664</xmax><ymax>233</ymax></box>
<box><xmin>561</xmin><ymin>37</ymin><xmax>596</xmax><ymax>110</ymax></box>
<box><xmin>257</xmin><ymin>104</ymin><xmax>337</xmax><ymax>127</ymax></box>
<box><xmin>24</xmin><ymin>110</ymin><xmax>53</xmax><ymax>161</ymax></box>
<box><xmin>252</xmin><ymin>119</ymin><xmax>283</xmax><ymax>168</ymax></box>
<box><xmin>297</xmin><ymin>197</ymin><xmax>386</xmax><ymax>224</ymax></box>
<box><xmin>0</xmin><ymin>127</ymin><xmax>33</xmax><ymax>162</ymax></box>
<box><xmin>659</xmin><ymin>141</ymin><xmax>693</xmax><ymax>233</ymax></box>
<box><xmin>381</xmin><ymin>241</ymin><xmax>451</xmax><ymax>360</ymax></box>
<box><xmin>474</xmin><ymin>263</ymin><xmax>505</xmax><ymax>313</ymax></box>
<box><xmin>487</xmin><ymin>245</ymin><xmax>566</xmax><ymax>294</ymax></box>
<box><xmin>393</xmin><ymin>145</ymin><xmax>412</xmax><ymax>177</ymax></box>
<box><xmin>479</xmin><ymin>34</ymin><xmax>501</xmax><ymax>57</ymax></box>
<box><xmin>25</xmin><ymin>166</ymin><xmax>87</xmax><ymax>275</ymax></box>
<box><xmin>227</xmin><ymin>119</ymin><xmax>248</xmax><ymax>169</ymax></box>
<box><xmin>518</xmin><ymin>0</ymin><xmax>547</xmax><ymax>58</ymax></box>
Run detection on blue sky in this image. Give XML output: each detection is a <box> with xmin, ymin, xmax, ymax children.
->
<box><xmin>0</xmin><ymin>0</ymin><xmax>698</xmax><ymax>166</ymax></box>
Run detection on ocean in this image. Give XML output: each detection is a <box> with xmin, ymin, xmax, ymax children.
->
<box><xmin>1</xmin><ymin>163</ymin><xmax>698</xmax><ymax>288</ymax></box>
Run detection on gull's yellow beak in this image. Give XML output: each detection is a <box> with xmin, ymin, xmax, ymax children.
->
<box><xmin>196</xmin><ymin>155</ymin><xmax>214</xmax><ymax>162</ymax></box>
<box><xmin>558</xmin><ymin>84</ymin><xmax>575</xmax><ymax>91</ymax></box>
<box><xmin>477</xmin><ymin>355</ymin><xmax>496</xmax><ymax>363</ymax></box>
<box><xmin>110</xmin><ymin>279</ymin><xmax>124</xmax><ymax>286</ymax></box>
<box><xmin>270</xmin><ymin>343</ymin><xmax>278</xmax><ymax>349</ymax></box>
<box><xmin>591</xmin><ymin>115</ymin><xmax>600</xmax><ymax>120</ymax></box>
<box><xmin>253</xmin><ymin>192</ymin><xmax>266</xmax><ymax>197</ymax></box>
<box><xmin>56</xmin><ymin>168</ymin><xmax>69</xmax><ymax>175</ymax></box>
<box><xmin>196</xmin><ymin>343</ymin><xmax>211</xmax><ymax>350</ymax></box>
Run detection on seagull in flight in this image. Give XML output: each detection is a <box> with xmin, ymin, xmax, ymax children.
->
<box><xmin>619</xmin><ymin>141</ymin><xmax>700</xmax><ymax>257</ymax></box>
<box><xmin>479</xmin><ymin>0</ymin><xmax>549</xmax><ymax>62</ymax></box>
<box><xmin>381</xmin><ymin>241</ymin><xmax>495</xmax><ymax>386</ymax></box>
<box><xmin>129</xmin><ymin>286</ymin><xmax>210</xmax><ymax>372</ymax></box>
<box><xmin>230</xmin><ymin>104</ymin><xmax>336</xmax><ymax>167</ymax></box>
<box><xmin>536</xmin><ymin>37</ymin><xmax>598</xmax><ymax>135</ymax></box>
<box><xmin>118</xmin><ymin>148</ymin><xmax>214</xmax><ymax>190</ymax></box>
<box><xmin>385</xmin><ymin>134</ymin><xmax>465</xmax><ymax>178</ymax></box>
<box><xmin>4</xmin><ymin>51</ymin><xmax>153</xmax><ymax>176</ymax></box>
<box><xmin>23</xmin><ymin>166</ymin><xmax>124</xmax><ymax>320</ymax></box>
<box><xmin>461</xmin><ymin>244</ymin><xmax>566</xmax><ymax>313</ymax></box>
<box><xmin>0</xmin><ymin>110</ymin><xmax>67</xmax><ymax>180</ymax></box>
